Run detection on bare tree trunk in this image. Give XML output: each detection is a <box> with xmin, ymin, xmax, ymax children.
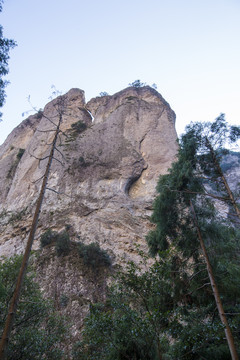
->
<box><xmin>0</xmin><ymin>113</ymin><xmax>62</xmax><ymax>360</ymax></box>
<box><xmin>190</xmin><ymin>200</ymin><xmax>239</xmax><ymax>360</ymax></box>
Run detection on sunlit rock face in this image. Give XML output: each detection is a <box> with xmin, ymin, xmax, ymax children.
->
<box><xmin>0</xmin><ymin>86</ymin><xmax>178</xmax><ymax>260</ymax></box>
<box><xmin>0</xmin><ymin>86</ymin><xmax>178</xmax><ymax>337</ymax></box>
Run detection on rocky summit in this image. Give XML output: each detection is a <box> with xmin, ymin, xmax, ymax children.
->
<box><xmin>0</xmin><ymin>86</ymin><xmax>178</xmax><ymax>259</ymax></box>
<box><xmin>0</xmin><ymin>86</ymin><xmax>178</xmax><ymax>335</ymax></box>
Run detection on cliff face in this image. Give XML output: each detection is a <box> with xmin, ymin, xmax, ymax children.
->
<box><xmin>0</xmin><ymin>86</ymin><xmax>178</xmax><ymax>259</ymax></box>
<box><xmin>0</xmin><ymin>86</ymin><xmax>178</xmax><ymax>336</ymax></box>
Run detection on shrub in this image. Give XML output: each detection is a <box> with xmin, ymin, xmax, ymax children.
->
<box><xmin>7</xmin><ymin>149</ymin><xmax>25</xmax><ymax>179</ymax></box>
<box><xmin>78</xmin><ymin>242</ymin><xmax>111</xmax><ymax>268</ymax></box>
<box><xmin>0</xmin><ymin>255</ymin><xmax>67</xmax><ymax>359</ymax></box>
<box><xmin>71</xmin><ymin>121</ymin><xmax>87</xmax><ymax>134</ymax></box>
<box><xmin>40</xmin><ymin>228</ymin><xmax>57</xmax><ymax>248</ymax></box>
<box><xmin>17</xmin><ymin>148</ymin><xmax>25</xmax><ymax>160</ymax></box>
<box><xmin>55</xmin><ymin>231</ymin><xmax>70</xmax><ymax>256</ymax></box>
<box><xmin>59</xmin><ymin>294</ymin><xmax>69</xmax><ymax>308</ymax></box>
<box><xmin>9</xmin><ymin>207</ymin><xmax>27</xmax><ymax>223</ymax></box>
<box><xmin>36</xmin><ymin>109</ymin><xmax>43</xmax><ymax>119</ymax></box>
<box><xmin>78</xmin><ymin>156</ymin><xmax>87</xmax><ymax>167</ymax></box>
<box><xmin>128</xmin><ymin>79</ymin><xmax>146</xmax><ymax>88</ymax></box>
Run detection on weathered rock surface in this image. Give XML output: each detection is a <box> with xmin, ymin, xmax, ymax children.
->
<box><xmin>0</xmin><ymin>86</ymin><xmax>178</xmax><ymax>338</ymax></box>
<box><xmin>0</xmin><ymin>86</ymin><xmax>178</xmax><ymax>259</ymax></box>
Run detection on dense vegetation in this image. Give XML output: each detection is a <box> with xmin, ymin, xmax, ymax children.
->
<box><xmin>0</xmin><ymin>0</ymin><xmax>16</xmax><ymax>119</ymax></box>
<box><xmin>74</xmin><ymin>115</ymin><xmax>240</xmax><ymax>359</ymax></box>
<box><xmin>0</xmin><ymin>256</ymin><xmax>67</xmax><ymax>359</ymax></box>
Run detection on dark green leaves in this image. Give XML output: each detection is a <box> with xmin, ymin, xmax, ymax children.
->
<box><xmin>0</xmin><ymin>255</ymin><xmax>67</xmax><ymax>359</ymax></box>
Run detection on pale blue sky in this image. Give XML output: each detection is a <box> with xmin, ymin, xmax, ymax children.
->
<box><xmin>0</xmin><ymin>0</ymin><xmax>239</xmax><ymax>145</ymax></box>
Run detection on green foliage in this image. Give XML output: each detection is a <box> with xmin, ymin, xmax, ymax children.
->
<box><xmin>128</xmin><ymin>80</ymin><xmax>157</xmax><ymax>90</ymax></box>
<box><xmin>59</xmin><ymin>294</ymin><xmax>69</xmax><ymax>308</ymax></box>
<box><xmin>7</xmin><ymin>148</ymin><xmax>26</xmax><ymax>179</ymax></box>
<box><xmin>72</xmin><ymin>116</ymin><xmax>240</xmax><ymax>359</ymax></box>
<box><xmin>78</xmin><ymin>156</ymin><xmax>87</xmax><ymax>167</ymax></box>
<box><xmin>0</xmin><ymin>3</ymin><xmax>16</xmax><ymax>118</ymax></box>
<box><xmin>74</xmin><ymin>240</ymin><xmax>240</xmax><ymax>359</ymax></box>
<box><xmin>40</xmin><ymin>228</ymin><xmax>57</xmax><ymax>248</ymax></box>
<box><xmin>55</xmin><ymin>230</ymin><xmax>70</xmax><ymax>256</ymax></box>
<box><xmin>220</xmin><ymin>151</ymin><xmax>240</xmax><ymax>173</ymax></box>
<box><xmin>128</xmin><ymin>79</ymin><xmax>146</xmax><ymax>88</ymax></box>
<box><xmin>77</xmin><ymin>242</ymin><xmax>111</xmax><ymax>268</ymax></box>
<box><xmin>72</xmin><ymin>257</ymin><xmax>171</xmax><ymax>359</ymax></box>
<box><xmin>145</xmin><ymin>115</ymin><xmax>240</xmax><ymax>357</ymax></box>
<box><xmin>0</xmin><ymin>255</ymin><xmax>67</xmax><ymax>359</ymax></box>
<box><xmin>8</xmin><ymin>207</ymin><xmax>27</xmax><ymax>223</ymax></box>
<box><xmin>0</xmin><ymin>208</ymin><xmax>7</xmax><ymax>219</ymax></box>
<box><xmin>71</xmin><ymin>120</ymin><xmax>87</xmax><ymax>134</ymax></box>
<box><xmin>40</xmin><ymin>228</ymin><xmax>71</xmax><ymax>256</ymax></box>
<box><xmin>16</xmin><ymin>148</ymin><xmax>25</xmax><ymax>160</ymax></box>
<box><xmin>99</xmin><ymin>92</ymin><xmax>109</xmax><ymax>96</ymax></box>
<box><xmin>36</xmin><ymin>109</ymin><xmax>43</xmax><ymax>119</ymax></box>
<box><xmin>7</xmin><ymin>162</ymin><xmax>17</xmax><ymax>179</ymax></box>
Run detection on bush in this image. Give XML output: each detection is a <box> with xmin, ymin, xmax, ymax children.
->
<box><xmin>40</xmin><ymin>228</ymin><xmax>57</xmax><ymax>248</ymax></box>
<box><xmin>128</xmin><ymin>79</ymin><xmax>146</xmax><ymax>88</ymax></box>
<box><xmin>0</xmin><ymin>255</ymin><xmax>67</xmax><ymax>359</ymax></box>
<box><xmin>17</xmin><ymin>148</ymin><xmax>25</xmax><ymax>160</ymax></box>
<box><xmin>77</xmin><ymin>242</ymin><xmax>111</xmax><ymax>268</ymax></box>
<box><xmin>7</xmin><ymin>149</ymin><xmax>26</xmax><ymax>179</ymax></box>
<box><xmin>55</xmin><ymin>231</ymin><xmax>70</xmax><ymax>256</ymax></box>
<box><xmin>71</xmin><ymin>121</ymin><xmax>87</xmax><ymax>134</ymax></box>
<box><xmin>59</xmin><ymin>294</ymin><xmax>69</xmax><ymax>308</ymax></box>
<box><xmin>36</xmin><ymin>109</ymin><xmax>43</xmax><ymax>119</ymax></box>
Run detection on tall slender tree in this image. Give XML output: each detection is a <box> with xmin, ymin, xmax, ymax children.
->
<box><xmin>0</xmin><ymin>95</ymin><xmax>67</xmax><ymax>359</ymax></box>
<box><xmin>147</xmin><ymin>115</ymin><xmax>240</xmax><ymax>358</ymax></box>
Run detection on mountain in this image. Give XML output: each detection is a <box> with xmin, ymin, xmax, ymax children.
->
<box><xmin>0</xmin><ymin>86</ymin><xmax>178</xmax><ymax>337</ymax></box>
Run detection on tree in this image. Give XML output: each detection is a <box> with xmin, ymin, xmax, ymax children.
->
<box><xmin>128</xmin><ymin>81</ymin><xmax>158</xmax><ymax>90</ymax></box>
<box><xmin>72</xmin><ymin>254</ymin><xmax>178</xmax><ymax>360</ymax></box>
<box><xmin>0</xmin><ymin>1</ymin><xmax>16</xmax><ymax>119</ymax></box>
<box><xmin>72</xmin><ymin>115</ymin><xmax>240</xmax><ymax>359</ymax></box>
<box><xmin>184</xmin><ymin>114</ymin><xmax>240</xmax><ymax>222</ymax></box>
<box><xmin>0</xmin><ymin>255</ymin><xmax>67</xmax><ymax>359</ymax></box>
<box><xmin>0</xmin><ymin>94</ymin><xmax>67</xmax><ymax>359</ymax></box>
<box><xmin>146</xmin><ymin>115</ymin><xmax>240</xmax><ymax>358</ymax></box>
<box><xmin>128</xmin><ymin>80</ymin><xmax>146</xmax><ymax>88</ymax></box>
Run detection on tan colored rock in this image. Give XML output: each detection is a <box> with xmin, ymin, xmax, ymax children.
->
<box><xmin>0</xmin><ymin>86</ymin><xmax>178</xmax><ymax>339</ymax></box>
<box><xmin>0</xmin><ymin>86</ymin><xmax>178</xmax><ymax>260</ymax></box>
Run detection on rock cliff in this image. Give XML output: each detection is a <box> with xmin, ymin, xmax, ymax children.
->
<box><xmin>0</xmin><ymin>86</ymin><xmax>178</xmax><ymax>258</ymax></box>
<box><xmin>0</xmin><ymin>86</ymin><xmax>178</xmax><ymax>337</ymax></box>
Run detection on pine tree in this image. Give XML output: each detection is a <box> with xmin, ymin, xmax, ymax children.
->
<box><xmin>0</xmin><ymin>0</ymin><xmax>16</xmax><ymax>118</ymax></box>
<box><xmin>146</xmin><ymin>115</ymin><xmax>240</xmax><ymax>358</ymax></box>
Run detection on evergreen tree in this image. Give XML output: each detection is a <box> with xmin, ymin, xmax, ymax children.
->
<box><xmin>146</xmin><ymin>115</ymin><xmax>240</xmax><ymax>358</ymax></box>
<box><xmin>0</xmin><ymin>255</ymin><xmax>67</xmax><ymax>359</ymax></box>
<box><xmin>73</xmin><ymin>115</ymin><xmax>240</xmax><ymax>359</ymax></box>
<box><xmin>0</xmin><ymin>0</ymin><xmax>16</xmax><ymax>119</ymax></box>
<box><xmin>73</xmin><ymin>253</ymin><xmax>181</xmax><ymax>360</ymax></box>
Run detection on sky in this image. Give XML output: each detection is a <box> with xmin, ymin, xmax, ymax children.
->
<box><xmin>0</xmin><ymin>0</ymin><xmax>239</xmax><ymax>145</ymax></box>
